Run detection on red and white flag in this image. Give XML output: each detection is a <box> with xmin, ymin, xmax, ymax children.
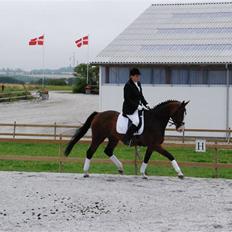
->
<box><xmin>37</xmin><ymin>35</ymin><xmax>44</xmax><ymax>45</ymax></box>
<box><xmin>83</xmin><ymin>35</ymin><xmax>88</xmax><ymax>45</ymax></box>
<box><xmin>75</xmin><ymin>38</ymin><xmax>82</xmax><ymax>48</ymax></box>
<box><xmin>75</xmin><ymin>35</ymin><xmax>88</xmax><ymax>48</ymax></box>
<box><xmin>29</xmin><ymin>38</ymin><xmax>37</xmax><ymax>46</ymax></box>
<box><xmin>29</xmin><ymin>35</ymin><xmax>44</xmax><ymax>46</ymax></box>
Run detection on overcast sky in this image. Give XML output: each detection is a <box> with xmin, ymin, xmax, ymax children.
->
<box><xmin>0</xmin><ymin>0</ymin><xmax>230</xmax><ymax>71</ymax></box>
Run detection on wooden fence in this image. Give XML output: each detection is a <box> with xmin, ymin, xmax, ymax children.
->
<box><xmin>0</xmin><ymin>122</ymin><xmax>232</xmax><ymax>177</ymax></box>
<box><xmin>0</xmin><ymin>122</ymin><xmax>231</xmax><ymax>142</ymax></box>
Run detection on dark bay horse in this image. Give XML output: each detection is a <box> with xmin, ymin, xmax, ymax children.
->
<box><xmin>64</xmin><ymin>100</ymin><xmax>189</xmax><ymax>179</ymax></box>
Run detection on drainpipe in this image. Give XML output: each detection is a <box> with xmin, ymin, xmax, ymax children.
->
<box><xmin>225</xmin><ymin>63</ymin><xmax>230</xmax><ymax>139</ymax></box>
<box><xmin>99</xmin><ymin>66</ymin><xmax>102</xmax><ymax>111</ymax></box>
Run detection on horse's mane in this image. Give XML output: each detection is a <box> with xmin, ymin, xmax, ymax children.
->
<box><xmin>151</xmin><ymin>100</ymin><xmax>180</xmax><ymax>115</ymax></box>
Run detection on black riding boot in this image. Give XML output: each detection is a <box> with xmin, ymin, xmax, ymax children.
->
<box><xmin>123</xmin><ymin>124</ymin><xmax>138</xmax><ymax>145</ymax></box>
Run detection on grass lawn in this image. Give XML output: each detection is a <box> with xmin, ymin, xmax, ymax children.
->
<box><xmin>1</xmin><ymin>83</ymin><xmax>72</xmax><ymax>92</ymax></box>
<box><xmin>0</xmin><ymin>141</ymin><xmax>231</xmax><ymax>179</ymax></box>
<box><xmin>45</xmin><ymin>85</ymin><xmax>72</xmax><ymax>91</ymax></box>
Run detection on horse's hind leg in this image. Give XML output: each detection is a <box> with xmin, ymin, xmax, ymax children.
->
<box><xmin>104</xmin><ymin>137</ymin><xmax>124</xmax><ymax>174</ymax></box>
<box><xmin>154</xmin><ymin>145</ymin><xmax>184</xmax><ymax>179</ymax></box>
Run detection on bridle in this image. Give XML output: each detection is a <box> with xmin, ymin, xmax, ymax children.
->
<box><xmin>169</xmin><ymin>107</ymin><xmax>186</xmax><ymax>129</ymax></box>
<box><xmin>169</xmin><ymin>118</ymin><xmax>185</xmax><ymax>128</ymax></box>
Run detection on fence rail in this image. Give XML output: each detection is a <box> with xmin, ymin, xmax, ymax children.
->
<box><xmin>0</xmin><ymin>137</ymin><xmax>232</xmax><ymax>177</ymax></box>
<box><xmin>0</xmin><ymin>122</ymin><xmax>232</xmax><ymax>177</ymax></box>
<box><xmin>0</xmin><ymin>122</ymin><xmax>231</xmax><ymax>142</ymax></box>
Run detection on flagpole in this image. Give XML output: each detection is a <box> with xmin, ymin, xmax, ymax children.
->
<box><xmin>86</xmin><ymin>34</ymin><xmax>89</xmax><ymax>85</ymax></box>
<box><xmin>42</xmin><ymin>35</ymin><xmax>45</xmax><ymax>89</ymax></box>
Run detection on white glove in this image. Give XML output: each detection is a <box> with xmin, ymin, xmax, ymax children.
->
<box><xmin>137</xmin><ymin>105</ymin><xmax>143</xmax><ymax>111</ymax></box>
<box><xmin>146</xmin><ymin>104</ymin><xmax>151</xmax><ymax>110</ymax></box>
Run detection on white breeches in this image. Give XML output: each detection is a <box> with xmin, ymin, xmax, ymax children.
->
<box><xmin>126</xmin><ymin>109</ymin><xmax>139</xmax><ymax>127</ymax></box>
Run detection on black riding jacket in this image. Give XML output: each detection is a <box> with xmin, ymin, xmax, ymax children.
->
<box><xmin>122</xmin><ymin>78</ymin><xmax>148</xmax><ymax>115</ymax></box>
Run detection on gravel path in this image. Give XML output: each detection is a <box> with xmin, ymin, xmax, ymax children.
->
<box><xmin>0</xmin><ymin>171</ymin><xmax>231</xmax><ymax>232</ymax></box>
<box><xmin>0</xmin><ymin>92</ymin><xmax>99</xmax><ymax>125</ymax></box>
<box><xmin>0</xmin><ymin>92</ymin><xmax>99</xmax><ymax>136</ymax></box>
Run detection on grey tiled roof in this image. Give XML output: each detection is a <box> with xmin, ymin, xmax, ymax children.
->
<box><xmin>93</xmin><ymin>2</ymin><xmax>232</xmax><ymax>64</ymax></box>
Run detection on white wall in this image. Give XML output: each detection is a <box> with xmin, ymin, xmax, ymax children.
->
<box><xmin>100</xmin><ymin>84</ymin><xmax>231</xmax><ymax>137</ymax></box>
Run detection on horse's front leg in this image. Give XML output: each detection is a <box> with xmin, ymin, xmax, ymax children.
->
<box><xmin>140</xmin><ymin>147</ymin><xmax>153</xmax><ymax>179</ymax></box>
<box><xmin>154</xmin><ymin>145</ymin><xmax>184</xmax><ymax>179</ymax></box>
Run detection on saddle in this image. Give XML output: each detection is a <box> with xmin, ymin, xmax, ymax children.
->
<box><xmin>116</xmin><ymin>110</ymin><xmax>144</xmax><ymax>135</ymax></box>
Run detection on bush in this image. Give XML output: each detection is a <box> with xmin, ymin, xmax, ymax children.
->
<box><xmin>46</xmin><ymin>79</ymin><xmax>67</xmax><ymax>86</ymax></box>
<box><xmin>72</xmin><ymin>77</ymin><xmax>87</xmax><ymax>93</ymax></box>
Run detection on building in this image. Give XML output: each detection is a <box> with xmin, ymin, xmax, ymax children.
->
<box><xmin>92</xmin><ymin>2</ymin><xmax>232</xmax><ymax>137</ymax></box>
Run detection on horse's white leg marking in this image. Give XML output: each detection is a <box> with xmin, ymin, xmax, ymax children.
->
<box><xmin>83</xmin><ymin>158</ymin><xmax>91</xmax><ymax>177</ymax></box>
<box><xmin>110</xmin><ymin>155</ymin><xmax>123</xmax><ymax>172</ymax></box>
<box><xmin>171</xmin><ymin>160</ymin><xmax>184</xmax><ymax>178</ymax></box>
<box><xmin>140</xmin><ymin>162</ymin><xmax>148</xmax><ymax>179</ymax></box>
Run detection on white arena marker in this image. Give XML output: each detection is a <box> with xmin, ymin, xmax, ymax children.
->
<box><xmin>195</xmin><ymin>139</ymin><xmax>206</xmax><ymax>152</ymax></box>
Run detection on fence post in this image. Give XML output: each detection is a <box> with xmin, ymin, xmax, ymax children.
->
<box><xmin>58</xmin><ymin>135</ymin><xmax>64</xmax><ymax>173</ymax></box>
<box><xmin>227</xmin><ymin>127</ymin><xmax>231</xmax><ymax>144</ymax></box>
<box><xmin>182</xmin><ymin>129</ymin><xmax>185</xmax><ymax>143</ymax></box>
<box><xmin>13</xmin><ymin>121</ymin><xmax>16</xmax><ymax>138</ymax></box>
<box><xmin>213</xmin><ymin>141</ymin><xmax>219</xmax><ymax>178</ymax></box>
<box><xmin>54</xmin><ymin>122</ymin><xmax>57</xmax><ymax>140</ymax></box>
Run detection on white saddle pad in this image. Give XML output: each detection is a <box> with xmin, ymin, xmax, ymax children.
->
<box><xmin>116</xmin><ymin>112</ymin><xmax>144</xmax><ymax>135</ymax></box>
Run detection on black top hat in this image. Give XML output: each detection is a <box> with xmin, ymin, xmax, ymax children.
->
<box><xmin>130</xmin><ymin>68</ymin><xmax>141</xmax><ymax>76</ymax></box>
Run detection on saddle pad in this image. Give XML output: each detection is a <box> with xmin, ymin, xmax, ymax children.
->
<box><xmin>116</xmin><ymin>112</ymin><xmax>144</xmax><ymax>135</ymax></box>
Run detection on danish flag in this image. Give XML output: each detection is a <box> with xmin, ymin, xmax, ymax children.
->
<box><xmin>75</xmin><ymin>35</ymin><xmax>88</xmax><ymax>48</ymax></box>
<box><xmin>29</xmin><ymin>35</ymin><xmax>44</xmax><ymax>46</ymax></box>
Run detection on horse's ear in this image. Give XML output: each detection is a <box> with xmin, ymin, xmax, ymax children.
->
<box><xmin>182</xmin><ymin>100</ymin><xmax>190</xmax><ymax>106</ymax></box>
<box><xmin>181</xmin><ymin>100</ymin><xmax>190</xmax><ymax>107</ymax></box>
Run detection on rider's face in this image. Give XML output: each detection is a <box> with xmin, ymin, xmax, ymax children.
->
<box><xmin>131</xmin><ymin>74</ymin><xmax>140</xmax><ymax>82</ymax></box>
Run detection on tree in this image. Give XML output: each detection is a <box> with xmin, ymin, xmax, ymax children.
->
<box><xmin>73</xmin><ymin>64</ymin><xmax>99</xmax><ymax>93</ymax></box>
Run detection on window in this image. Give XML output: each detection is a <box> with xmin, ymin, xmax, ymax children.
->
<box><xmin>109</xmin><ymin>67</ymin><xmax>118</xmax><ymax>83</ymax></box>
<box><xmin>230</xmin><ymin>69</ymin><xmax>232</xmax><ymax>84</ymax></box>
<box><xmin>153</xmin><ymin>68</ymin><xmax>166</xmax><ymax>84</ymax></box>
<box><xmin>140</xmin><ymin>68</ymin><xmax>152</xmax><ymax>84</ymax></box>
<box><xmin>189</xmin><ymin>70</ymin><xmax>204</xmax><ymax>84</ymax></box>
<box><xmin>208</xmin><ymin>70</ymin><xmax>226</xmax><ymax>85</ymax></box>
<box><xmin>118</xmin><ymin>67</ymin><xmax>129</xmax><ymax>84</ymax></box>
<box><xmin>171</xmin><ymin>69</ymin><xmax>189</xmax><ymax>84</ymax></box>
<box><xmin>101</xmin><ymin>66</ymin><xmax>106</xmax><ymax>84</ymax></box>
<box><xmin>107</xmin><ymin>67</ymin><xmax>129</xmax><ymax>84</ymax></box>
<box><xmin>102</xmin><ymin>65</ymin><xmax>230</xmax><ymax>85</ymax></box>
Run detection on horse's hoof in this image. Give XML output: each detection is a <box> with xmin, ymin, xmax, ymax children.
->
<box><xmin>83</xmin><ymin>173</ymin><xmax>90</xmax><ymax>178</ymax></box>
<box><xmin>178</xmin><ymin>174</ymin><xmax>184</xmax><ymax>179</ymax></box>
<box><xmin>142</xmin><ymin>174</ymin><xmax>148</xmax><ymax>180</ymax></box>
<box><xmin>118</xmin><ymin>169</ymin><xmax>124</xmax><ymax>175</ymax></box>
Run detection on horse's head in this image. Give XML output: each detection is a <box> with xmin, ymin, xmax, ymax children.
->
<box><xmin>170</xmin><ymin>101</ymin><xmax>189</xmax><ymax>132</ymax></box>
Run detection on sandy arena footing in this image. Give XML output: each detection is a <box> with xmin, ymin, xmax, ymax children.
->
<box><xmin>0</xmin><ymin>171</ymin><xmax>231</xmax><ymax>232</ymax></box>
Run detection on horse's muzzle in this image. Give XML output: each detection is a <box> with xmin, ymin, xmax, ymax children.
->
<box><xmin>176</xmin><ymin>125</ymin><xmax>185</xmax><ymax>132</ymax></box>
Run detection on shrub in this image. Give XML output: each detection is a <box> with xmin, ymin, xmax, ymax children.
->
<box><xmin>72</xmin><ymin>77</ymin><xmax>87</xmax><ymax>93</ymax></box>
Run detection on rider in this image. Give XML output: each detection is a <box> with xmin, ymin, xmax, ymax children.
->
<box><xmin>122</xmin><ymin>68</ymin><xmax>150</xmax><ymax>145</ymax></box>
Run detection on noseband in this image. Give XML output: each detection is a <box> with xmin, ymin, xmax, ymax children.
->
<box><xmin>169</xmin><ymin>107</ymin><xmax>186</xmax><ymax>128</ymax></box>
<box><xmin>168</xmin><ymin>118</ymin><xmax>185</xmax><ymax>128</ymax></box>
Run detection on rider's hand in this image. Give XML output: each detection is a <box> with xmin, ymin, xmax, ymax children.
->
<box><xmin>137</xmin><ymin>105</ymin><xmax>143</xmax><ymax>111</ymax></box>
<box><xmin>146</xmin><ymin>104</ymin><xmax>151</xmax><ymax>110</ymax></box>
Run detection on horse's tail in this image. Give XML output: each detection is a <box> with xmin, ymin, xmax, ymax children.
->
<box><xmin>64</xmin><ymin>111</ymin><xmax>98</xmax><ymax>157</ymax></box>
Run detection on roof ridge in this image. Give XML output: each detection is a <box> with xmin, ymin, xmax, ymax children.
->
<box><xmin>152</xmin><ymin>2</ymin><xmax>232</xmax><ymax>7</ymax></box>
